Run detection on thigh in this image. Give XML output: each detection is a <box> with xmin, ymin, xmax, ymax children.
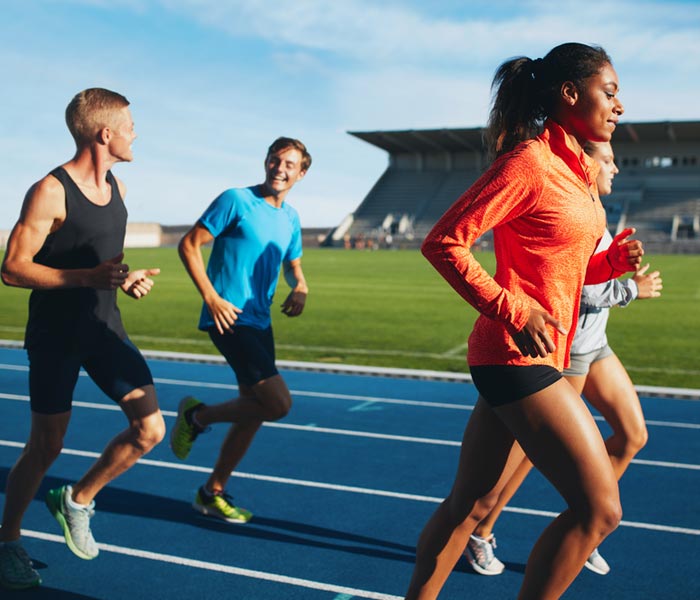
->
<box><xmin>208</xmin><ymin>326</ymin><xmax>278</xmax><ymax>386</ymax></box>
<box><xmin>495</xmin><ymin>378</ymin><xmax>618</xmax><ymax>513</ymax></box>
<box><xmin>449</xmin><ymin>397</ymin><xmax>526</xmax><ymax>507</ymax></box>
<box><xmin>27</xmin><ymin>346</ymin><xmax>82</xmax><ymax>414</ymax></box>
<box><xmin>82</xmin><ymin>331</ymin><xmax>154</xmax><ymax>404</ymax></box>
<box><xmin>582</xmin><ymin>353</ymin><xmax>644</xmax><ymax>435</ymax></box>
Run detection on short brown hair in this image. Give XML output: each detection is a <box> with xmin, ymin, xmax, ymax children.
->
<box><xmin>266</xmin><ymin>137</ymin><xmax>312</xmax><ymax>172</ymax></box>
<box><xmin>65</xmin><ymin>88</ymin><xmax>130</xmax><ymax>146</ymax></box>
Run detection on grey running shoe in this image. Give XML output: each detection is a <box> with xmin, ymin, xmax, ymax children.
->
<box><xmin>465</xmin><ymin>533</ymin><xmax>505</xmax><ymax>576</ymax></box>
<box><xmin>0</xmin><ymin>541</ymin><xmax>41</xmax><ymax>590</ymax></box>
<box><xmin>584</xmin><ymin>547</ymin><xmax>610</xmax><ymax>575</ymax></box>
<box><xmin>46</xmin><ymin>484</ymin><xmax>99</xmax><ymax>560</ymax></box>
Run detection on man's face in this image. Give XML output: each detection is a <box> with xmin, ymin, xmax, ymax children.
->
<box><xmin>263</xmin><ymin>147</ymin><xmax>306</xmax><ymax>197</ymax></box>
<box><xmin>107</xmin><ymin>107</ymin><xmax>137</xmax><ymax>162</ymax></box>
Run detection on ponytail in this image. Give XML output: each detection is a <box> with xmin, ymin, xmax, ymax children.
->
<box><xmin>485</xmin><ymin>43</ymin><xmax>612</xmax><ymax>159</ymax></box>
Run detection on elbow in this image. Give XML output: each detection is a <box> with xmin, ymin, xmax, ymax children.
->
<box><xmin>1</xmin><ymin>262</ymin><xmax>19</xmax><ymax>287</ymax></box>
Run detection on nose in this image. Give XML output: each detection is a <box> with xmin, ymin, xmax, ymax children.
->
<box><xmin>614</xmin><ymin>96</ymin><xmax>624</xmax><ymax>116</ymax></box>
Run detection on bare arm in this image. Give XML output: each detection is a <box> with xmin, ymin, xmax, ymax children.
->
<box><xmin>1</xmin><ymin>176</ymin><xmax>129</xmax><ymax>290</ymax></box>
<box><xmin>281</xmin><ymin>258</ymin><xmax>308</xmax><ymax>317</ymax></box>
<box><xmin>178</xmin><ymin>222</ymin><xmax>241</xmax><ymax>333</ymax></box>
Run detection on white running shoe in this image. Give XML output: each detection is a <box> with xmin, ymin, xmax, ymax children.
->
<box><xmin>465</xmin><ymin>533</ymin><xmax>505</xmax><ymax>576</ymax></box>
<box><xmin>584</xmin><ymin>547</ymin><xmax>610</xmax><ymax>575</ymax></box>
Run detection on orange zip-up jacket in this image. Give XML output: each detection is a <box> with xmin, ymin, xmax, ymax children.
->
<box><xmin>422</xmin><ymin>120</ymin><xmax>624</xmax><ymax>370</ymax></box>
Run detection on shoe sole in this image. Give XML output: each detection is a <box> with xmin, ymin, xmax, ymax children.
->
<box><xmin>583</xmin><ymin>560</ymin><xmax>610</xmax><ymax>576</ymax></box>
<box><xmin>0</xmin><ymin>576</ymin><xmax>42</xmax><ymax>590</ymax></box>
<box><xmin>466</xmin><ymin>556</ymin><xmax>505</xmax><ymax>576</ymax></box>
<box><xmin>45</xmin><ymin>488</ymin><xmax>98</xmax><ymax>560</ymax></box>
<box><xmin>192</xmin><ymin>501</ymin><xmax>252</xmax><ymax>524</ymax></box>
<box><xmin>170</xmin><ymin>397</ymin><xmax>199</xmax><ymax>460</ymax></box>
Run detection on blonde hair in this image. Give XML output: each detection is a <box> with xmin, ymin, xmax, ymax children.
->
<box><xmin>65</xmin><ymin>88</ymin><xmax>130</xmax><ymax>146</ymax></box>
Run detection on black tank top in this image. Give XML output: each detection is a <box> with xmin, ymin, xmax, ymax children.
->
<box><xmin>25</xmin><ymin>167</ymin><xmax>128</xmax><ymax>350</ymax></box>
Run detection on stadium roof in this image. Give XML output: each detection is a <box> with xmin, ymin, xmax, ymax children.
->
<box><xmin>349</xmin><ymin>120</ymin><xmax>700</xmax><ymax>154</ymax></box>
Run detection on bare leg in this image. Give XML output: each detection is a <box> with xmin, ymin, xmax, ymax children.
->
<box><xmin>571</xmin><ymin>354</ymin><xmax>647</xmax><ymax>479</ymax></box>
<box><xmin>71</xmin><ymin>385</ymin><xmax>165</xmax><ymax>505</ymax></box>
<box><xmin>406</xmin><ymin>398</ymin><xmax>527</xmax><ymax>598</ymax></box>
<box><xmin>196</xmin><ymin>375</ymin><xmax>292</xmax><ymax>426</ymax></box>
<box><xmin>197</xmin><ymin>375</ymin><xmax>292</xmax><ymax>492</ymax></box>
<box><xmin>0</xmin><ymin>412</ymin><xmax>70</xmax><ymax>542</ymax></box>
<box><xmin>406</xmin><ymin>379</ymin><xmax>621</xmax><ymax>600</ymax></box>
<box><xmin>474</xmin><ymin>453</ymin><xmax>533</xmax><ymax>538</ymax></box>
<box><xmin>497</xmin><ymin>380</ymin><xmax>621</xmax><ymax>600</ymax></box>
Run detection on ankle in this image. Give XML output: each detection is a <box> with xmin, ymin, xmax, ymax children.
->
<box><xmin>187</xmin><ymin>406</ymin><xmax>206</xmax><ymax>431</ymax></box>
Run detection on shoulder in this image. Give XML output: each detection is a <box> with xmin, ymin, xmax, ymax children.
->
<box><xmin>24</xmin><ymin>173</ymin><xmax>66</xmax><ymax>216</ymax></box>
<box><xmin>479</xmin><ymin>140</ymin><xmax>548</xmax><ymax>197</ymax></box>
<box><xmin>111</xmin><ymin>173</ymin><xmax>127</xmax><ymax>199</ymax></box>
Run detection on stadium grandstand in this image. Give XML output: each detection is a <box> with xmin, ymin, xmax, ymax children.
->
<box><xmin>325</xmin><ymin>120</ymin><xmax>700</xmax><ymax>253</ymax></box>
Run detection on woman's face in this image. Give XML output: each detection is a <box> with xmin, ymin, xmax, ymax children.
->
<box><xmin>564</xmin><ymin>63</ymin><xmax>624</xmax><ymax>145</ymax></box>
<box><xmin>589</xmin><ymin>142</ymin><xmax>619</xmax><ymax>196</ymax></box>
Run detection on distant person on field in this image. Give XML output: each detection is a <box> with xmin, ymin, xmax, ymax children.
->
<box><xmin>173</xmin><ymin>137</ymin><xmax>311</xmax><ymax>523</ymax></box>
<box><xmin>464</xmin><ymin>141</ymin><xmax>662</xmax><ymax>578</ymax></box>
<box><xmin>0</xmin><ymin>88</ymin><xmax>164</xmax><ymax>590</ymax></box>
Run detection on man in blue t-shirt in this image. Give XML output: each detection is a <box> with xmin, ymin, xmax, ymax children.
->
<box><xmin>172</xmin><ymin>137</ymin><xmax>311</xmax><ymax>522</ymax></box>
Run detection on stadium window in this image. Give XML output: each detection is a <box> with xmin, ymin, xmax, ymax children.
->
<box><xmin>644</xmin><ymin>156</ymin><xmax>674</xmax><ymax>168</ymax></box>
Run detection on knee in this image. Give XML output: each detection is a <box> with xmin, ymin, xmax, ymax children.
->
<box><xmin>264</xmin><ymin>395</ymin><xmax>292</xmax><ymax>421</ymax></box>
<box><xmin>29</xmin><ymin>436</ymin><xmax>64</xmax><ymax>467</ymax></box>
<box><xmin>446</xmin><ymin>492</ymin><xmax>497</xmax><ymax>530</ymax></box>
<box><xmin>133</xmin><ymin>413</ymin><xmax>166</xmax><ymax>454</ymax></box>
<box><xmin>589</xmin><ymin>496</ymin><xmax>623</xmax><ymax>538</ymax></box>
<box><xmin>627</xmin><ymin>423</ymin><xmax>648</xmax><ymax>455</ymax></box>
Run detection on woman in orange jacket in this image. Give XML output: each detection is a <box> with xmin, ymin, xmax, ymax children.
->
<box><xmin>405</xmin><ymin>42</ymin><xmax>643</xmax><ymax>600</ymax></box>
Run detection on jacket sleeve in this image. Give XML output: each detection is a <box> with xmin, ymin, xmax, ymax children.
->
<box><xmin>421</xmin><ymin>153</ymin><xmax>541</xmax><ymax>334</ymax></box>
<box><xmin>580</xmin><ymin>277</ymin><xmax>638</xmax><ymax>309</ymax></box>
<box><xmin>584</xmin><ymin>250</ymin><xmax>628</xmax><ymax>284</ymax></box>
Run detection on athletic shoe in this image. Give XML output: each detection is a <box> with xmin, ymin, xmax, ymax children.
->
<box><xmin>584</xmin><ymin>547</ymin><xmax>610</xmax><ymax>575</ymax></box>
<box><xmin>465</xmin><ymin>533</ymin><xmax>505</xmax><ymax>576</ymax></box>
<box><xmin>0</xmin><ymin>541</ymin><xmax>41</xmax><ymax>590</ymax></box>
<box><xmin>170</xmin><ymin>396</ymin><xmax>207</xmax><ymax>460</ymax></box>
<box><xmin>193</xmin><ymin>487</ymin><xmax>252</xmax><ymax>523</ymax></box>
<box><xmin>45</xmin><ymin>485</ymin><xmax>99</xmax><ymax>560</ymax></box>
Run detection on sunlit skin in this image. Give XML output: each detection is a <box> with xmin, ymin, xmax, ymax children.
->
<box><xmin>588</xmin><ymin>141</ymin><xmax>619</xmax><ymax>195</ymax></box>
<box><xmin>558</xmin><ymin>63</ymin><xmax>624</xmax><ymax>148</ymax></box>
<box><xmin>261</xmin><ymin>147</ymin><xmax>307</xmax><ymax>207</ymax></box>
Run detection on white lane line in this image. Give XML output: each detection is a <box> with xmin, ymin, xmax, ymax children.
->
<box><xmin>20</xmin><ymin>529</ymin><xmax>403</xmax><ymax>600</ymax></box>
<box><xmin>2</xmin><ymin>395</ymin><xmax>700</xmax><ymax>470</ymax></box>
<box><xmin>2</xmin><ymin>440</ymin><xmax>699</xmax><ymax>536</ymax></box>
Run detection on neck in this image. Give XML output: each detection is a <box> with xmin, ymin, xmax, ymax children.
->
<box><xmin>65</xmin><ymin>146</ymin><xmax>116</xmax><ymax>187</ymax></box>
<box><xmin>258</xmin><ymin>183</ymin><xmax>286</xmax><ymax>208</ymax></box>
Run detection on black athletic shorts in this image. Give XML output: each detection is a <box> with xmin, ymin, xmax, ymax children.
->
<box><xmin>469</xmin><ymin>365</ymin><xmax>562</xmax><ymax>407</ymax></box>
<box><xmin>208</xmin><ymin>325</ymin><xmax>278</xmax><ymax>387</ymax></box>
<box><xmin>28</xmin><ymin>330</ymin><xmax>153</xmax><ymax>415</ymax></box>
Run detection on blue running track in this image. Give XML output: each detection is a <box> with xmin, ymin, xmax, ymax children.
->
<box><xmin>1</xmin><ymin>345</ymin><xmax>699</xmax><ymax>599</ymax></box>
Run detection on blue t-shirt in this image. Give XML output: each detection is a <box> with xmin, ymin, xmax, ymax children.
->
<box><xmin>197</xmin><ymin>186</ymin><xmax>302</xmax><ymax>331</ymax></box>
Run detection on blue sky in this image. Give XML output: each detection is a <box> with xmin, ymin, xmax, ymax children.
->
<box><xmin>1</xmin><ymin>0</ymin><xmax>699</xmax><ymax>229</ymax></box>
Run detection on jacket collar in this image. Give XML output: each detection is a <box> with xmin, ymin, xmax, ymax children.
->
<box><xmin>541</xmin><ymin>119</ymin><xmax>599</xmax><ymax>187</ymax></box>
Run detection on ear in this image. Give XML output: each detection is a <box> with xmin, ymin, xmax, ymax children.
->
<box><xmin>561</xmin><ymin>81</ymin><xmax>579</xmax><ymax>107</ymax></box>
<box><xmin>97</xmin><ymin>126</ymin><xmax>111</xmax><ymax>145</ymax></box>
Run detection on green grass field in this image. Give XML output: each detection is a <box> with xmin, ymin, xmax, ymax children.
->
<box><xmin>1</xmin><ymin>248</ymin><xmax>699</xmax><ymax>389</ymax></box>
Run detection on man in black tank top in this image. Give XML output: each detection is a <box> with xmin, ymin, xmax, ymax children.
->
<box><xmin>0</xmin><ymin>88</ymin><xmax>165</xmax><ymax>590</ymax></box>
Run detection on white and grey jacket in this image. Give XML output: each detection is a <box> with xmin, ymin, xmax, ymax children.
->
<box><xmin>570</xmin><ymin>230</ymin><xmax>639</xmax><ymax>355</ymax></box>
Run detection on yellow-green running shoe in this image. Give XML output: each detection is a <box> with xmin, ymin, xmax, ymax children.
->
<box><xmin>170</xmin><ymin>396</ymin><xmax>206</xmax><ymax>460</ymax></box>
<box><xmin>193</xmin><ymin>487</ymin><xmax>252</xmax><ymax>523</ymax></box>
<box><xmin>0</xmin><ymin>541</ymin><xmax>41</xmax><ymax>590</ymax></box>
